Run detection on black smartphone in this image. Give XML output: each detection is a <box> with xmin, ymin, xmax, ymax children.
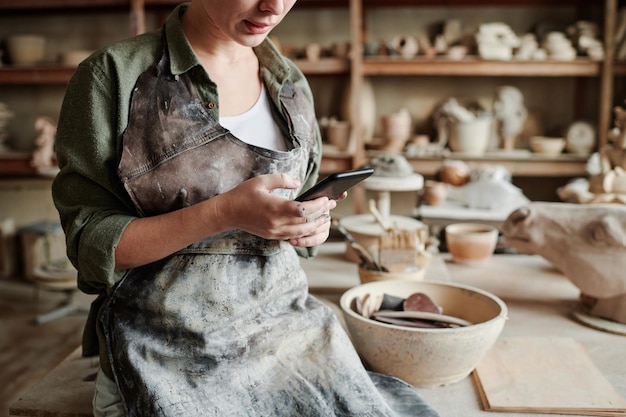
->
<box><xmin>295</xmin><ymin>167</ymin><xmax>374</xmax><ymax>202</ymax></box>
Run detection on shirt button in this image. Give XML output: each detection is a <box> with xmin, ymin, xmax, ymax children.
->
<box><xmin>207</xmin><ymin>102</ymin><xmax>216</xmax><ymax>109</ymax></box>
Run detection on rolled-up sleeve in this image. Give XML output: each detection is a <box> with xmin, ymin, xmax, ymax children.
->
<box><xmin>52</xmin><ymin>58</ymin><xmax>137</xmax><ymax>293</ymax></box>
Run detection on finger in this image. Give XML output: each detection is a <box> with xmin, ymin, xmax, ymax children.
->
<box><xmin>262</xmin><ymin>173</ymin><xmax>301</xmax><ymax>194</ymax></box>
<box><xmin>290</xmin><ymin>212</ymin><xmax>331</xmax><ymax>239</ymax></box>
<box><xmin>289</xmin><ymin>226</ymin><xmax>330</xmax><ymax>247</ymax></box>
<box><xmin>295</xmin><ymin>198</ymin><xmax>335</xmax><ymax>220</ymax></box>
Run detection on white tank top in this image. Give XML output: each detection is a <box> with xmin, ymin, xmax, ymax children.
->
<box><xmin>220</xmin><ymin>87</ymin><xmax>288</xmax><ymax>152</ymax></box>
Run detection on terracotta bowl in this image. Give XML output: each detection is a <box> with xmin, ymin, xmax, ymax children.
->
<box><xmin>445</xmin><ymin>223</ymin><xmax>498</xmax><ymax>264</ymax></box>
<box><xmin>340</xmin><ymin>279</ymin><xmax>507</xmax><ymax>387</ymax></box>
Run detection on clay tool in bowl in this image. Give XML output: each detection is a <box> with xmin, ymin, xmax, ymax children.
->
<box><xmin>333</xmin><ymin>219</ymin><xmax>387</xmax><ymax>272</ymax></box>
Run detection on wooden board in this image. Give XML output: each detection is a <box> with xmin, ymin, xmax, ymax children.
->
<box><xmin>9</xmin><ymin>348</ymin><xmax>96</xmax><ymax>417</ymax></box>
<box><xmin>474</xmin><ymin>337</ymin><xmax>626</xmax><ymax>416</ymax></box>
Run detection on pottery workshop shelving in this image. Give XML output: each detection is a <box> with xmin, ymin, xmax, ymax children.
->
<box><xmin>0</xmin><ymin>0</ymin><xmax>621</xmax><ymax>184</ymax></box>
<box><xmin>345</xmin><ymin>0</ymin><xmax>614</xmax><ymax>184</ymax></box>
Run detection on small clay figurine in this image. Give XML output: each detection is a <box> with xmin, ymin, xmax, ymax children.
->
<box><xmin>31</xmin><ymin>116</ymin><xmax>57</xmax><ymax>169</ymax></box>
<box><xmin>493</xmin><ymin>86</ymin><xmax>528</xmax><ymax>151</ymax></box>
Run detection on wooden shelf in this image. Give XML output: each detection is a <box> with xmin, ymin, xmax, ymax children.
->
<box><xmin>0</xmin><ymin>153</ymin><xmax>39</xmax><ymax>177</ymax></box>
<box><xmin>0</xmin><ymin>0</ymin><xmax>348</xmax><ymax>11</ymax></box>
<box><xmin>363</xmin><ymin>57</ymin><xmax>602</xmax><ymax>77</ymax></box>
<box><xmin>368</xmin><ymin>152</ymin><xmax>589</xmax><ymax>177</ymax></box>
<box><xmin>362</xmin><ymin>0</ymin><xmax>601</xmax><ymax>5</ymax></box>
<box><xmin>0</xmin><ymin>66</ymin><xmax>76</xmax><ymax>85</ymax></box>
<box><xmin>0</xmin><ymin>0</ymin><xmax>128</xmax><ymax>10</ymax></box>
<box><xmin>0</xmin><ymin>60</ymin><xmax>348</xmax><ymax>85</ymax></box>
<box><xmin>292</xmin><ymin>58</ymin><xmax>350</xmax><ymax>75</ymax></box>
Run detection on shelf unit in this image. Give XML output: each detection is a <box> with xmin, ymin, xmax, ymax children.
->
<box><xmin>346</xmin><ymin>0</ymin><xmax>615</xmax><ymax>181</ymax></box>
<box><xmin>0</xmin><ymin>0</ymin><xmax>620</xmax><ymax>182</ymax></box>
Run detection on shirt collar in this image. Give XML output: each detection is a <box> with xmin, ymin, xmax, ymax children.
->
<box><xmin>165</xmin><ymin>3</ymin><xmax>198</xmax><ymax>76</ymax></box>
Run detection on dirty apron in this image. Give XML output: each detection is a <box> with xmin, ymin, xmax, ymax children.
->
<box><xmin>102</xmin><ymin>48</ymin><xmax>438</xmax><ymax>417</ymax></box>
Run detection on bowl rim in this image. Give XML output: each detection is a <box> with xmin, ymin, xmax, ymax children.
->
<box><xmin>445</xmin><ymin>222</ymin><xmax>498</xmax><ymax>235</ymax></box>
<box><xmin>339</xmin><ymin>279</ymin><xmax>508</xmax><ymax>333</ymax></box>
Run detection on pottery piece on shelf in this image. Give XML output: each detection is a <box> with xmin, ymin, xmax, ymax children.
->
<box><xmin>529</xmin><ymin>136</ymin><xmax>565</xmax><ymax>156</ymax></box>
<box><xmin>434</xmin><ymin>97</ymin><xmax>492</xmax><ymax>155</ymax></box>
<box><xmin>565</xmin><ymin>121</ymin><xmax>596</xmax><ymax>156</ymax></box>
<box><xmin>325</xmin><ymin>119</ymin><xmax>351</xmax><ymax>151</ymax></box>
<box><xmin>447</xmin><ymin>117</ymin><xmax>493</xmax><ymax>156</ymax></box>
<box><xmin>31</xmin><ymin>116</ymin><xmax>57</xmax><ymax>170</ymax></box>
<box><xmin>6</xmin><ymin>34</ymin><xmax>46</xmax><ymax>66</ymax></box>
<box><xmin>446</xmin><ymin>164</ymin><xmax>529</xmax><ymax>210</ymax></box>
<box><xmin>493</xmin><ymin>85</ymin><xmax>528</xmax><ymax>151</ymax></box>
<box><xmin>421</xmin><ymin>180</ymin><xmax>447</xmax><ymax>206</ymax></box>
<box><xmin>380</xmin><ymin>108</ymin><xmax>412</xmax><ymax>152</ymax></box>
<box><xmin>514</xmin><ymin>33</ymin><xmax>539</xmax><ymax>60</ymax></box>
<box><xmin>391</xmin><ymin>35</ymin><xmax>419</xmax><ymax>59</ymax></box>
<box><xmin>438</xmin><ymin>159</ymin><xmax>471</xmax><ymax>187</ymax></box>
<box><xmin>305</xmin><ymin>42</ymin><xmax>322</xmax><ymax>61</ymax></box>
<box><xmin>543</xmin><ymin>31</ymin><xmax>577</xmax><ymax>61</ymax></box>
<box><xmin>475</xmin><ymin>22</ymin><xmax>520</xmax><ymax>61</ymax></box>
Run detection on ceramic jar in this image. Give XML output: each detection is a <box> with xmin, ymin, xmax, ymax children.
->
<box><xmin>380</xmin><ymin>108</ymin><xmax>412</xmax><ymax>152</ymax></box>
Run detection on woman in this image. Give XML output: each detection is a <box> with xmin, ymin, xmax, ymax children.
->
<box><xmin>52</xmin><ymin>1</ymin><xmax>439</xmax><ymax>416</ymax></box>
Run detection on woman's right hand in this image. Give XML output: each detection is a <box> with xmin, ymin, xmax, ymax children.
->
<box><xmin>215</xmin><ymin>173</ymin><xmax>336</xmax><ymax>243</ymax></box>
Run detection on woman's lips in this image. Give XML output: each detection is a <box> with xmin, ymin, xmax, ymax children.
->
<box><xmin>245</xmin><ymin>20</ymin><xmax>273</xmax><ymax>35</ymax></box>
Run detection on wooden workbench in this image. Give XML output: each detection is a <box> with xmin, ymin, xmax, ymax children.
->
<box><xmin>10</xmin><ymin>242</ymin><xmax>626</xmax><ymax>417</ymax></box>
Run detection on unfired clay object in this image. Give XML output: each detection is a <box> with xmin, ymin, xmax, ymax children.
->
<box><xmin>434</xmin><ymin>98</ymin><xmax>492</xmax><ymax>155</ymax></box>
<box><xmin>475</xmin><ymin>22</ymin><xmax>521</xmax><ymax>61</ymax></box>
<box><xmin>380</xmin><ymin>108</ymin><xmax>412</xmax><ymax>152</ymax></box>
<box><xmin>446</xmin><ymin>164</ymin><xmax>528</xmax><ymax>210</ymax></box>
<box><xmin>502</xmin><ymin>202</ymin><xmax>626</xmax><ymax>325</ymax></box>
<box><xmin>391</xmin><ymin>35</ymin><xmax>419</xmax><ymax>59</ymax></box>
<box><xmin>493</xmin><ymin>86</ymin><xmax>528</xmax><ymax>151</ymax></box>
<box><xmin>31</xmin><ymin>116</ymin><xmax>57</xmax><ymax>169</ymax></box>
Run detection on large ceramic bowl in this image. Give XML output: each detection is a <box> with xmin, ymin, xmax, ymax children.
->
<box><xmin>340</xmin><ymin>279</ymin><xmax>507</xmax><ymax>388</ymax></box>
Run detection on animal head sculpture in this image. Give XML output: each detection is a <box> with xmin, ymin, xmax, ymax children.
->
<box><xmin>502</xmin><ymin>202</ymin><xmax>626</xmax><ymax>324</ymax></box>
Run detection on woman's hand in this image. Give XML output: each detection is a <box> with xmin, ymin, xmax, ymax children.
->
<box><xmin>115</xmin><ymin>173</ymin><xmax>340</xmax><ymax>270</ymax></box>
<box><xmin>216</xmin><ymin>173</ymin><xmax>337</xmax><ymax>246</ymax></box>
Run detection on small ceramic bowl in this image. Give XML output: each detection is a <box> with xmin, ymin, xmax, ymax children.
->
<box><xmin>445</xmin><ymin>223</ymin><xmax>498</xmax><ymax>264</ymax></box>
<box><xmin>340</xmin><ymin>279</ymin><xmax>507</xmax><ymax>387</ymax></box>
<box><xmin>529</xmin><ymin>136</ymin><xmax>566</xmax><ymax>157</ymax></box>
<box><xmin>6</xmin><ymin>34</ymin><xmax>46</xmax><ymax>66</ymax></box>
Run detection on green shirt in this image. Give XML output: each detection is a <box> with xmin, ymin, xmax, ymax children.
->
<box><xmin>52</xmin><ymin>3</ymin><xmax>321</xmax><ymax>367</ymax></box>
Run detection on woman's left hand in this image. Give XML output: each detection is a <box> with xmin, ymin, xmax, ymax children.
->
<box><xmin>288</xmin><ymin>191</ymin><xmax>346</xmax><ymax>247</ymax></box>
